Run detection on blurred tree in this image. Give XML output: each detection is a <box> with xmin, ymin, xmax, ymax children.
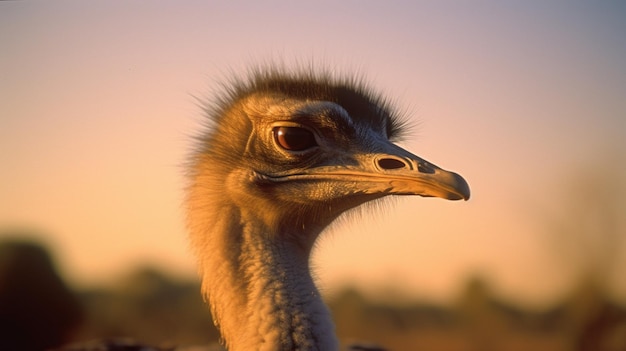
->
<box><xmin>76</xmin><ymin>266</ymin><xmax>219</xmax><ymax>347</ymax></box>
<box><xmin>0</xmin><ymin>234</ymin><xmax>83</xmax><ymax>351</ymax></box>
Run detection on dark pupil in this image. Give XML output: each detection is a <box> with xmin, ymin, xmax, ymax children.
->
<box><xmin>273</xmin><ymin>127</ymin><xmax>317</xmax><ymax>151</ymax></box>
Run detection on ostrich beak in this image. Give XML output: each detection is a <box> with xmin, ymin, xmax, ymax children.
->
<box><xmin>362</xmin><ymin>142</ymin><xmax>470</xmax><ymax>201</ymax></box>
<box><xmin>371</xmin><ymin>154</ymin><xmax>470</xmax><ymax>200</ymax></box>
<box><xmin>266</xmin><ymin>142</ymin><xmax>470</xmax><ymax>201</ymax></box>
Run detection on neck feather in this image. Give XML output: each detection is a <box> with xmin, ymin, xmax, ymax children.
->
<box><xmin>193</xmin><ymin>205</ymin><xmax>338</xmax><ymax>351</ymax></box>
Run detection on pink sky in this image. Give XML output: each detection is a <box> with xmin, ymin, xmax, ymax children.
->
<box><xmin>1</xmin><ymin>2</ymin><xmax>625</xmax><ymax>306</ymax></box>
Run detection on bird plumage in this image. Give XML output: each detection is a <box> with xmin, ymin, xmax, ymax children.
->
<box><xmin>186</xmin><ymin>67</ymin><xmax>470</xmax><ymax>351</ymax></box>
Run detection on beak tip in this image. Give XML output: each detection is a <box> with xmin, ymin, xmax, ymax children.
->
<box><xmin>461</xmin><ymin>186</ymin><xmax>471</xmax><ymax>201</ymax></box>
<box><xmin>451</xmin><ymin>172</ymin><xmax>471</xmax><ymax>201</ymax></box>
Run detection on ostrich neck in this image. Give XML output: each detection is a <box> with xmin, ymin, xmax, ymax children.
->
<box><xmin>200</xmin><ymin>206</ymin><xmax>338</xmax><ymax>351</ymax></box>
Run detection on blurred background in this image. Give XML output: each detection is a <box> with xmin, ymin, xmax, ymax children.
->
<box><xmin>1</xmin><ymin>1</ymin><xmax>625</xmax><ymax>350</ymax></box>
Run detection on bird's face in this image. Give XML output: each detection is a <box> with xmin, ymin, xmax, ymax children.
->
<box><xmin>210</xmin><ymin>92</ymin><xmax>469</xmax><ymax>236</ymax></box>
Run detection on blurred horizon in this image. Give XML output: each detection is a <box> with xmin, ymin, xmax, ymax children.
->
<box><xmin>1</xmin><ymin>236</ymin><xmax>625</xmax><ymax>350</ymax></box>
<box><xmin>1</xmin><ymin>0</ymin><xmax>626</xmax><ymax>312</ymax></box>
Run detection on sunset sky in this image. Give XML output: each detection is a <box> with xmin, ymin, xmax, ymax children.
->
<box><xmin>2</xmin><ymin>2</ymin><xmax>625</xmax><ymax>306</ymax></box>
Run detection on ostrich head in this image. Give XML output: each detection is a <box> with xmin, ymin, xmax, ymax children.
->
<box><xmin>186</xmin><ymin>68</ymin><xmax>470</xmax><ymax>351</ymax></box>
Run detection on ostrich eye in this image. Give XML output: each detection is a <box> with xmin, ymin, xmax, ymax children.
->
<box><xmin>273</xmin><ymin>126</ymin><xmax>317</xmax><ymax>151</ymax></box>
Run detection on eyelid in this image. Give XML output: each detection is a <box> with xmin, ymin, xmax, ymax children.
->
<box><xmin>270</xmin><ymin>121</ymin><xmax>309</xmax><ymax>129</ymax></box>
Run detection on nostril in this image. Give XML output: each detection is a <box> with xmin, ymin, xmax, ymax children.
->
<box><xmin>378</xmin><ymin>158</ymin><xmax>406</xmax><ymax>170</ymax></box>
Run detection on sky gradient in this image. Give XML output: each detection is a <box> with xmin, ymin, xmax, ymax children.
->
<box><xmin>1</xmin><ymin>1</ymin><xmax>625</xmax><ymax>306</ymax></box>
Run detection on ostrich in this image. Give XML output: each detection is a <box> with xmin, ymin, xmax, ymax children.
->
<box><xmin>185</xmin><ymin>67</ymin><xmax>470</xmax><ymax>351</ymax></box>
